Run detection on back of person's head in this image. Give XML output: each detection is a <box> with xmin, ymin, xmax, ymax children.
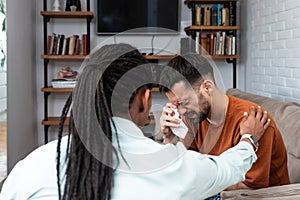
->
<box><xmin>159</xmin><ymin>53</ymin><xmax>215</xmax><ymax>93</ymax></box>
<box><xmin>57</xmin><ymin>43</ymin><xmax>152</xmax><ymax>200</ymax></box>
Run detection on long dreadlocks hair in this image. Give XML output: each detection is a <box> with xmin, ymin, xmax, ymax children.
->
<box><xmin>56</xmin><ymin>43</ymin><xmax>152</xmax><ymax>200</ymax></box>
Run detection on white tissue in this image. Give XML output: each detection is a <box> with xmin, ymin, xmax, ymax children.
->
<box><xmin>170</xmin><ymin>108</ymin><xmax>188</xmax><ymax>139</ymax></box>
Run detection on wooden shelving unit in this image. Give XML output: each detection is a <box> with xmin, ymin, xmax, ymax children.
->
<box><xmin>41</xmin><ymin>0</ymin><xmax>93</xmax><ymax>143</ymax></box>
<box><xmin>40</xmin><ymin>11</ymin><xmax>93</xmax><ymax>18</ymax></box>
<box><xmin>41</xmin><ymin>55</ymin><xmax>88</xmax><ymax>60</ymax></box>
<box><xmin>184</xmin><ymin>0</ymin><xmax>240</xmax><ymax>88</ymax></box>
<box><xmin>184</xmin><ymin>25</ymin><xmax>240</xmax><ymax>31</ymax></box>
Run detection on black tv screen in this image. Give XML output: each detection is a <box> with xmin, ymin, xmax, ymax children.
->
<box><xmin>96</xmin><ymin>0</ymin><xmax>180</xmax><ymax>35</ymax></box>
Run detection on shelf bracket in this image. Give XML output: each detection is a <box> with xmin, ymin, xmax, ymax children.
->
<box><xmin>226</xmin><ymin>58</ymin><xmax>237</xmax><ymax>88</ymax></box>
<box><xmin>87</xmin><ymin>16</ymin><xmax>93</xmax><ymax>23</ymax></box>
<box><xmin>44</xmin><ymin>125</ymin><xmax>50</xmax><ymax>144</ymax></box>
<box><xmin>43</xmin><ymin>16</ymin><xmax>50</xmax><ymax>23</ymax></box>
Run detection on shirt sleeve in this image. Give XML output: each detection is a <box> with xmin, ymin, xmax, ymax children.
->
<box><xmin>193</xmin><ymin>141</ymin><xmax>257</xmax><ymax>199</ymax></box>
<box><xmin>243</xmin><ymin>126</ymin><xmax>275</xmax><ymax>188</ymax></box>
<box><xmin>0</xmin><ymin>161</ymin><xmax>23</xmax><ymax>200</ymax></box>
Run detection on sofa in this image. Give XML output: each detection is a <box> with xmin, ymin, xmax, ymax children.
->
<box><xmin>221</xmin><ymin>88</ymin><xmax>300</xmax><ymax>199</ymax></box>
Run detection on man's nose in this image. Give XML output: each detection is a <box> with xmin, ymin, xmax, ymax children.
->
<box><xmin>177</xmin><ymin>105</ymin><xmax>187</xmax><ymax>115</ymax></box>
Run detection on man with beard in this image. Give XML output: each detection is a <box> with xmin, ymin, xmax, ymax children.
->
<box><xmin>159</xmin><ymin>53</ymin><xmax>290</xmax><ymax>193</ymax></box>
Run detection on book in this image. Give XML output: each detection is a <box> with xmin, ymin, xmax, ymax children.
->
<box><xmin>200</xmin><ymin>7</ymin><xmax>205</xmax><ymax>25</ymax></box>
<box><xmin>68</xmin><ymin>35</ymin><xmax>77</xmax><ymax>55</ymax></box>
<box><xmin>211</xmin><ymin>6</ymin><xmax>218</xmax><ymax>26</ymax></box>
<box><xmin>47</xmin><ymin>35</ymin><xmax>52</xmax><ymax>55</ymax></box>
<box><xmin>61</xmin><ymin>37</ymin><xmax>68</xmax><ymax>55</ymax></box>
<box><xmin>195</xmin><ymin>6</ymin><xmax>201</xmax><ymax>26</ymax></box>
<box><xmin>201</xmin><ymin>35</ymin><xmax>208</xmax><ymax>55</ymax></box>
<box><xmin>52</xmin><ymin>34</ymin><xmax>59</xmax><ymax>55</ymax></box>
<box><xmin>195</xmin><ymin>32</ymin><xmax>200</xmax><ymax>54</ymax></box>
<box><xmin>220</xmin><ymin>31</ymin><xmax>226</xmax><ymax>55</ymax></box>
<box><xmin>82</xmin><ymin>34</ymin><xmax>87</xmax><ymax>55</ymax></box>
<box><xmin>48</xmin><ymin>33</ymin><xmax>56</xmax><ymax>55</ymax></box>
<box><xmin>225</xmin><ymin>35</ymin><xmax>232</xmax><ymax>55</ymax></box>
<box><xmin>211</xmin><ymin>4</ymin><xmax>221</xmax><ymax>26</ymax></box>
<box><xmin>232</xmin><ymin>36</ymin><xmax>236</xmax><ymax>55</ymax></box>
<box><xmin>57</xmin><ymin>34</ymin><xmax>65</xmax><ymax>55</ymax></box>
<box><xmin>221</xmin><ymin>7</ymin><xmax>229</xmax><ymax>26</ymax></box>
<box><xmin>75</xmin><ymin>37</ymin><xmax>80</xmax><ymax>55</ymax></box>
<box><xmin>228</xmin><ymin>1</ymin><xmax>236</xmax><ymax>26</ymax></box>
<box><xmin>208</xmin><ymin>33</ymin><xmax>214</xmax><ymax>55</ymax></box>
<box><xmin>204</xmin><ymin>7</ymin><xmax>211</xmax><ymax>26</ymax></box>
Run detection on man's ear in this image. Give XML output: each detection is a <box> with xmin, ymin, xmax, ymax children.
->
<box><xmin>139</xmin><ymin>88</ymin><xmax>151</xmax><ymax>112</ymax></box>
<box><xmin>200</xmin><ymin>80</ymin><xmax>214</xmax><ymax>96</ymax></box>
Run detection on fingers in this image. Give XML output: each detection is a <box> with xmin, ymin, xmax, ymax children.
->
<box><xmin>260</xmin><ymin>110</ymin><xmax>268</xmax><ymax>127</ymax></box>
<box><xmin>249</xmin><ymin>106</ymin><xmax>256</xmax><ymax>118</ymax></box>
<box><xmin>264</xmin><ymin>118</ymin><xmax>271</xmax><ymax>131</ymax></box>
<box><xmin>160</xmin><ymin>103</ymin><xmax>180</xmax><ymax>128</ymax></box>
<box><xmin>255</xmin><ymin>106</ymin><xmax>263</xmax><ymax>120</ymax></box>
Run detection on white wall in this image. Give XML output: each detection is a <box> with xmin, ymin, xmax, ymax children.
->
<box><xmin>242</xmin><ymin>0</ymin><xmax>300</xmax><ymax>104</ymax></box>
<box><xmin>7</xmin><ymin>0</ymin><xmax>37</xmax><ymax>172</ymax></box>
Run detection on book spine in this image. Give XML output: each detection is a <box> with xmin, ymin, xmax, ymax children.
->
<box><xmin>222</xmin><ymin>7</ymin><xmax>229</xmax><ymax>26</ymax></box>
<box><xmin>68</xmin><ymin>35</ymin><xmax>76</xmax><ymax>55</ymax></box>
<box><xmin>200</xmin><ymin>7</ymin><xmax>205</xmax><ymax>25</ymax></box>
<box><xmin>195</xmin><ymin>32</ymin><xmax>200</xmax><ymax>54</ymax></box>
<box><xmin>75</xmin><ymin>37</ymin><xmax>80</xmax><ymax>55</ymax></box>
<box><xmin>58</xmin><ymin>34</ymin><xmax>65</xmax><ymax>55</ymax></box>
<box><xmin>229</xmin><ymin>1</ymin><xmax>236</xmax><ymax>26</ymax></box>
<box><xmin>49</xmin><ymin>33</ymin><xmax>56</xmax><ymax>55</ymax></box>
<box><xmin>201</xmin><ymin>35</ymin><xmax>208</xmax><ymax>55</ymax></box>
<box><xmin>61</xmin><ymin>37</ymin><xmax>67</xmax><ymax>55</ymax></box>
<box><xmin>47</xmin><ymin>35</ymin><xmax>52</xmax><ymax>55</ymax></box>
<box><xmin>232</xmin><ymin>36</ymin><xmax>236</xmax><ymax>55</ymax></box>
<box><xmin>52</xmin><ymin>34</ymin><xmax>59</xmax><ymax>55</ymax></box>
<box><xmin>217</xmin><ymin>4</ymin><xmax>221</xmax><ymax>26</ymax></box>
<box><xmin>82</xmin><ymin>34</ymin><xmax>87</xmax><ymax>55</ymax></box>
<box><xmin>195</xmin><ymin>6</ymin><xmax>201</xmax><ymax>26</ymax></box>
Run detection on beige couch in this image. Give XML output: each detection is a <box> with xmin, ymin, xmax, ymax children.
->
<box><xmin>221</xmin><ymin>88</ymin><xmax>300</xmax><ymax>199</ymax></box>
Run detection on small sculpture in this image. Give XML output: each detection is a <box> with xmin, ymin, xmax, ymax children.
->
<box><xmin>52</xmin><ymin>0</ymin><xmax>61</xmax><ymax>11</ymax></box>
<box><xmin>65</xmin><ymin>0</ymin><xmax>82</xmax><ymax>11</ymax></box>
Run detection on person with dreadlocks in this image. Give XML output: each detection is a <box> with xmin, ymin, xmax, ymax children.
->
<box><xmin>0</xmin><ymin>43</ymin><xmax>270</xmax><ymax>200</ymax></box>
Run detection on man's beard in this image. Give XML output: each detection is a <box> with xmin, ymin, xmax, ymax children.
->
<box><xmin>184</xmin><ymin>101</ymin><xmax>210</xmax><ymax>124</ymax></box>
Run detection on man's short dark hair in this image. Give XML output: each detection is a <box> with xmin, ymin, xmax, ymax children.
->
<box><xmin>159</xmin><ymin>53</ymin><xmax>215</xmax><ymax>93</ymax></box>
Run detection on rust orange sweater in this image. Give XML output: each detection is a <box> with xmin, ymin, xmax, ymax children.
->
<box><xmin>183</xmin><ymin>95</ymin><xmax>290</xmax><ymax>188</ymax></box>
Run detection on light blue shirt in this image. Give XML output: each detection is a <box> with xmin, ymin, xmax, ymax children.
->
<box><xmin>0</xmin><ymin>117</ymin><xmax>257</xmax><ymax>200</ymax></box>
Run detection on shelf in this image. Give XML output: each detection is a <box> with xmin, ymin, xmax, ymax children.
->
<box><xmin>144</xmin><ymin>55</ymin><xmax>176</xmax><ymax>60</ymax></box>
<box><xmin>203</xmin><ymin>55</ymin><xmax>240</xmax><ymax>59</ymax></box>
<box><xmin>42</xmin><ymin>117</ymin><xmax>70</xmax><ymax>126</ymax></box>
<box><xmin>185</xmin><ymin>25</ymin><xmax>240</xmax><ymax>31</ymax></box>
<box><xmin>40</xmin><ymin>11</ymin><xmax>93</xmax><ymax>18</ymax></box>
<box><xmin>41</xmin><ymin>87</ymin><xmax>160</xmax><ymax>93</ymax></box>
<box><xmin>41</xmin><ymin>55</ymin><xmax>175</xmax><ymax>60</ymax></box>
<box><xmin>42</xmin><ymin>87</ymin><xmax>73</xmax><ymax>93</ymax></box>
<box><xmin>41</xmin><ymin>55</ymin><xmax>88</xmax><ymax>60</ymax></box>
<box><xmin>185</xmin><ymin>0</ymin><xmax>238</xmax><ymax>4</ymax></box>
<box><xmin>42</xmin><ymin>116</ymin><xmax>154</xmax><ymax>126</ymax></box>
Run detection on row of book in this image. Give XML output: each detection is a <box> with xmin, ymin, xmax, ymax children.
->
<box><xmin>194</xmin><ymin>2</ymin><xmax>236</xmax><ymax>26</ymax></box>
<box><xmin>195</xmin><ymin>31</ymin><xmax>236</xmax><ymax>56</ymax></box>
<box><xmin>47</xmin><ymin>33</ymin><xmax>88</xmax><ymax>56</ymax></box>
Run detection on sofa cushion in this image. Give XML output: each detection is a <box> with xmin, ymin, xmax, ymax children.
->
<box><xmin>221</xmin><ymin>183</ymin><xmax>300</xmax><ymax>199</ymax></box>
<box><xmin>226</xmin><ymin>88</ymin><xmax>300</xmax><ymax>183</ymax></box>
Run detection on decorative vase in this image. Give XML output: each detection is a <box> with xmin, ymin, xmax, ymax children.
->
<box><xmin>53</xmin><ymin>0</ymin><xmax>61</xmax><ymax>11</ymax></box>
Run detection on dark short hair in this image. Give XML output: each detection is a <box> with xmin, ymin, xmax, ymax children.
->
<box><xmin>159</xmin><ymin>53</ymin><xmax>215</xmax><ymax>93</ymax></box>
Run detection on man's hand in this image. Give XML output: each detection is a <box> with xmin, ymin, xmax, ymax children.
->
<box><xmin>160</xmin><ymin>103</ymin><xmax>180</xmax><ymax>144</ymax></box>
<box><xmin>239</xmin><ymin>106</ymin><xmax>271</xmax><ymax>141</ymax></box>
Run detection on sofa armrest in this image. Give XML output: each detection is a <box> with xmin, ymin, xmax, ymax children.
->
<box><xmin>221</xmin><ymin>183</ymin><xmax>300</xmax><ymax>199</ymax></box>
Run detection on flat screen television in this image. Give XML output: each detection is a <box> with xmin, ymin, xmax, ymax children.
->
<box><xmin>96</xmin><ymin>0</ymin><xmax>181</xmax><ymax>35</ymax></box>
